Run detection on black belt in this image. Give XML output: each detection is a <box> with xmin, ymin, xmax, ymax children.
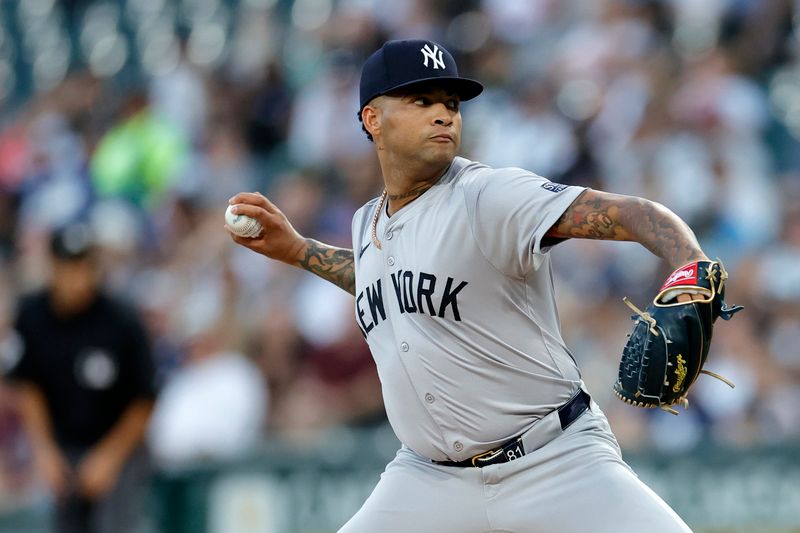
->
<box><xmin>433</xmin><ymin>389</ymin><xmax>591</xmax><ymax>468</ymax></box>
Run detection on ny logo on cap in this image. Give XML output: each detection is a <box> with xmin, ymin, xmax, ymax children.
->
<box><xmin>420</xmin><ymin>44</ymin><xmax>445</xmax><ymax>70</ymax></box>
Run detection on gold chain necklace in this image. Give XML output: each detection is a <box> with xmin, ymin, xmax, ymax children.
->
<box><xmin>370</xmin><ymin>190</ymin><xmax>388</xmax><ymax>250</ymax></box>
<box><xmin>370</xmin><ymin>184</ymin><xmax>435</xmax><ymax>250</ymax></box>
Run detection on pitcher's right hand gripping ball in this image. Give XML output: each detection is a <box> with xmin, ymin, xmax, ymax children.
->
<box><xmin>615</xmin><ymin>260</ymin><xmax>743</xmax><ymax>414</ymax></box>
<box><xmin>224</xmin><ymin>193</ymin><xmax>306</xmax><ymax>266</ymax></box>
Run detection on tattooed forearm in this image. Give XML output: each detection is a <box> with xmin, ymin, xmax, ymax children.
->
<box><xmin>617</xmin><ymin>199</ymin><xmax>707</xmax><ymax>268</ymax></box>
<box><xmin>296</xmin><ymin>239</ymin><xmax>356</xmax><ymax>295</ymax></box>
<box><xmin>548</xmin><ymin>190</ymin><xmax>707</xmax><ymax>268</ymax></box>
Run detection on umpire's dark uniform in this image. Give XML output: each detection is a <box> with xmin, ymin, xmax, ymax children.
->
<box><xmin>2</xmin><ymin>225</ymin><xmax>156</xmax><ymax>533</ymax></box>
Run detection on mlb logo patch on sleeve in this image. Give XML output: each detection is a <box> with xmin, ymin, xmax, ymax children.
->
<box><xmin>541</xmin><ymin>182</ymin><xmax>569</xmax><ymax>193</ymax></box>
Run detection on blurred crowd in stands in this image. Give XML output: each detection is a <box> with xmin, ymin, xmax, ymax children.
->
<box><xmin>0</xmin><ymin>0</ymin><xmax>799</xmax><ymax>515</ymax></box>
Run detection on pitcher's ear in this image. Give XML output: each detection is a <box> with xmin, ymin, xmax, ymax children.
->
<box><xmin>362</xmin><ymin>104</ymin><xmax>381</xmax><ymax>139</ymax></box>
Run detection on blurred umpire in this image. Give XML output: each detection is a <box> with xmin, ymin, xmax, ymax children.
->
<box><xmin>0</xmin><ymin>222</ymin><xmax>156</xmax><ymax>533</ymax></box>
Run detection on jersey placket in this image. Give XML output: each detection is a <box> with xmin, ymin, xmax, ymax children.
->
<box><xmin>377</xmin><ymin>203</ymin><xmax>467</xmax><ymax>460</ymax></box>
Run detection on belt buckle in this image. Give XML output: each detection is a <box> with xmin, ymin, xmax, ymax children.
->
<box><xmin>471</xmin><ymin>437</ymin><xmax>525</xmax><ymax>467</ymax></box>
<box><xmin>470</xmin><ymin>447</ymin><xmax>504</xmax><ymax>467</ymax></box>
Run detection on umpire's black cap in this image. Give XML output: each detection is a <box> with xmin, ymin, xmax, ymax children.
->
<box><xmin>359</xmin><ymin>40</ymin><xmax>484</xmax><ymax>111</ymax></box>
<box><xmin>50</xmin><ymin>222</ymin><xmax>95</xmax><ymax>260</ymax></box>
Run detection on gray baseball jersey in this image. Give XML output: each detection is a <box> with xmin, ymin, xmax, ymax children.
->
<box><xmin>351</xmin><ymin>156</ymin><xmax>585</xmax><ymax>462</ymax></box>
<box><xmin>346</xmin><ymin>156</ymin><xmax>691</xmax><ymax>533</ymax></box>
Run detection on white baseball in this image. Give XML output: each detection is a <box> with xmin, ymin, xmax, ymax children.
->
<box><xmin>225</xmin><ymin>204</ymin><xmax>263</xmax><ymax>238</ymax></box>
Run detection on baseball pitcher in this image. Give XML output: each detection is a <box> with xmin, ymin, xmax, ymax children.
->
<box><xmin>228</xmin><ymin>40</ymin><xmax>741</xmax><ymax>533</ymax></box>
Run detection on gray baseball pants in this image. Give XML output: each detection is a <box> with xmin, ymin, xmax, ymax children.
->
<box><xmin>338</xmin><ymin>402</ymin><xmax>691</xmax><ymax>533</ymax></box>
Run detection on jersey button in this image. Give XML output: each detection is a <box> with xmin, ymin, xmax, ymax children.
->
<box><xmin>385</xmin><ymin>231</ymin><xmax>393</xmax><ymax>240</ymax></box>
<box><xmin>454</xmin><ymin>441</ymin><xmax>463</xmax><ymax>452</ymax></box>
<box><xmin>425</xmin><ymin>393</ymin><xmax>435</xmax><ymax>404</ymax></box>
<box><xmin>387</xmin><ymin>256</ymin><xmax>395</xmax><ymax>266</ymax></box>
<box><xmin>400</xmin><ymin>342</ymin><xmax>409</xmax><ymax>352</ymax></box>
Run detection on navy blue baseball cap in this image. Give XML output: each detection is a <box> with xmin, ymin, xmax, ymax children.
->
<box><xmin>359</xmin><ymin>40</ymin><xmax>484</xmax><ymax>110</ymax></box>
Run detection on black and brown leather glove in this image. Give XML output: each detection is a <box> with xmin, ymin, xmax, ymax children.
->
<box><xmin>614</xmin><ymin>260</ymin><xmax>743</xmax><ymax>414</ymax></box>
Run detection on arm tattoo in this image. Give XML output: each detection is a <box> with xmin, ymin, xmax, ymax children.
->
<box><xmin>297</xmin><ymin>239</ymin><xmax>356</xmax><ymax>295</ymax></box>
<box><xmin>549</xmin><ymin>190</ymin><xmax>706</xmax><ymax>268</ymax></box>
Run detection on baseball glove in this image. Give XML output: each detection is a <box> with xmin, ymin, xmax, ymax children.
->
<box><xmin>614</xmin><ymin>260</ymin><xmax>743</xmax><ymax>415</ymax></box>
